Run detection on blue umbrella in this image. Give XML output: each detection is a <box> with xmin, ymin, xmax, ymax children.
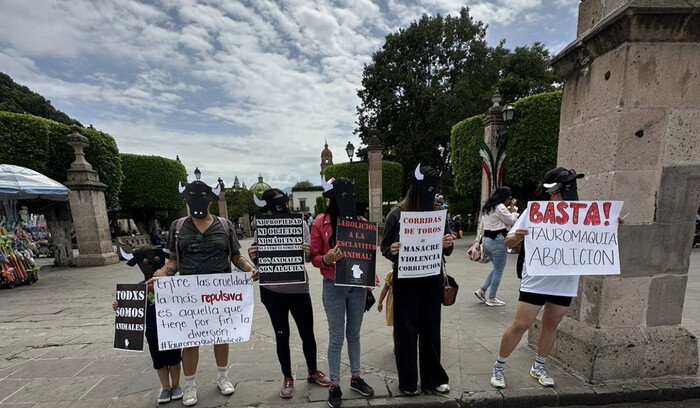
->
<box><xmin>0</xmin><ymin>164</ymin><xmax>69</xmax><ymax>201</ymax></box>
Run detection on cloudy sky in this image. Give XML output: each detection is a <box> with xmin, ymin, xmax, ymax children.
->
<box><xmin>0</xmin><ymin>0</ymin><xmax>578</xmax><ymax>189</ymax></box>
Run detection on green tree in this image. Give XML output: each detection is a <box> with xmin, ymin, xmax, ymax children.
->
<box><xmin>119</xmin><ymin>154</ymin><xmax>187</xmax><ymax>233</ymax></box>
<box><xmin>292</xmin><ymin>181</ymin><xmax>314</xmax><ymax>189</ymax></box>
<box><xmin>0</xmin><ymin>72</ymin><xmax>80</xmax><ymax>126</ymax></box>
<box><xmin>497</xmin><ymin>43</ymin><xmax>560</xmax><ymax>102</ymax></box>
<box><xmin>355</xmin><ymin>8</ymin><xmax>501</xmax><ymax>192</ymax></box>
<box><xmin>0</xmin><ymin>112</ymin><xmax>122</xmax><ymax>266</ymax></box>
<box><xmin>210</xmin><ymin>189</ymin><xmax>258</xmax><ymax>222</ymax></box>
<box><xmin>450</xmin><ymin>91</ymin><xmax>562</xmax><ymax>208</ymax></box>
<box><xmin>314</xmin><ymin>196</ymin><xmax>326</xmax><ymax>215</ymax></box>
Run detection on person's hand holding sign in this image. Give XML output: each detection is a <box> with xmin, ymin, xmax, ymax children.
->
<box><xmin>323</xmin><ymin>244</ymin><xmax>343</xmax><ymax>265</ymax></box>
<box><xmin>248</xmin><ymin>244</ymin><xmax>258</xmax><ymax>261</ymax></box>
<box><xmin>389</xmin><ymin>241</ymin><xmax>401</xmax><ymax>255</ymax></box>
<box><xmin>301</xmin><ymin>243</ymin><xmax>311</xmax><ymax>256</ymax></box>
<box><xmin>442</xmin><ymin>234</ymin><xmax>453</xmax><ymax>249</ymax></box>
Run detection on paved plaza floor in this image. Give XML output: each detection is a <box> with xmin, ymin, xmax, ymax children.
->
<box><xmin>1</xmin><ymin>237</ymin><xmax>699</xmax><ymax>408</ymax></box>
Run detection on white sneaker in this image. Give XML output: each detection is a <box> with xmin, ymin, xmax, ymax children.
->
<box><xmin>182</xmin><ymin>385</ymin><xmax>198</xmax><ymax>406</ymax></box>
<box><xmin>217</xmin><ymin>376</ymin><xmax>235</xmax><ymax>395</ymax></box>
<box><xmin>491</xmin><ymin>366</ymin><xmax>505</xmax><ymax>389</ymax></box>
<box><xmin>434</xmin><ymin>384</ymin><xmax>450</xmax><ymax>393</ymax></box>
<box><xmin>485</xmin><ymin>298</ymin><xmax>505</xmax><ymax>307</ymax></box>
<box><xmin>530</xmin><ymin>365</ymin><xmax>555</xmax><ymax>387</ymax></box>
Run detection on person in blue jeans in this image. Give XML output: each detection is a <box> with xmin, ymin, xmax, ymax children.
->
<box><xmin>310</xmin><ymin>178</ymin><xmax>374</xmax><ymax>408</ymax></box>
<box><xmin>474</xmin><ymin>186</ymin><xmax>519</xmax><ymax>307</ymax></box>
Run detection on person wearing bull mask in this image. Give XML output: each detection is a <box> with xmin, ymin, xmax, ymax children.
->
<box><xmin>247</xmin><ymin>188</ymin><xmax>330</xmax><ymax>399</ymax></box>
<box><xmin>150</xmin><ymin>169</ymin><xmax>258</xmax><ymax>407</ymax></box>
<box><xmin>489</xmin><ymin>167</ymin><xmax>624</xmax><ymax>390</ymax></box>
<box><xmin>380</xmin><ymin>164</ymin><xmax>453</xmax><ymax>396</ymax></box>
<box><xmin>310</xmin><ymin>177</ymin><xmax>374</xmax><ymax>408</ymax></box>
<box><xmin>114</xmin><ymin>247</ymin><xmax>182</xmax><ymax>404</ymax></box>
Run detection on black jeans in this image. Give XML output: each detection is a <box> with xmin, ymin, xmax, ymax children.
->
<box><xmin>260</xmin><ymin>287</ymin><xmax>318</xmax><ymax>378</ymax></box>
<box><xmin>393</xmin><ymin>274</ymin><xmax>448</xmax><ymax>391</ymax></box>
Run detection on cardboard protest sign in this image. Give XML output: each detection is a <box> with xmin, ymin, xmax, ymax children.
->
<box><xmin>256</xmin><ymin>214</ymin><xmax>306</xmax><ymax>286</ymax></box>
<box><xmin>334</xmin><ymin>218</ymin><xmax>377</xmax><ymax>287</ymax></box>
<box><xmin>114</xmin><ymin>283</ymin><xmax>146</xmax><ymax>352</ymax></box>
<box><xmin>397</xmin><ymin>209</ymin><xmax>447</xmax><ymax>278</ymax></box>
<box><xmin>523</xmin><ymin>201</ymin><xmax>623</xmax><ymax>276</ymax></box>
<box><xmin>154</xmin><ymin>272</ymin><xmax>254</xmax><ymax>351</ymax></box>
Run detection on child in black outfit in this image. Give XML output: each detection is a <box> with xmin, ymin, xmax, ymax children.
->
<box><xmin>114</xmin><ymin>247</ymin><xmax>182</xmax><ymax>404</ymax></box>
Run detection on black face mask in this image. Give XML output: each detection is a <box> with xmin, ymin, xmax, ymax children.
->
<box><xmin>323</xmin><ymin>182</ymin><xmax>356</xmax><ymax>219</ymax></box>
<box><xmin>411</xmin><ymin>164</ymin><xmax>441</xmax><ymax>211</ymax></box>
<box><xmin>180</xmin><ymin>181</ymin><xmax>219</xmax><ymax>219</ymax></box>
<box><xmin>269</xmin><ymin>196</ymin><xmax>290</xmax><ymax>214</ymax></box>
<box><xmin>560</xmin><ymin>181</ymin><xmax>580</xmax><ymax>201</ymax></box>
<box><xmin>124</xmin><ymin>248</ymin><xmax>168</xmax><ymax>280</ymax></box>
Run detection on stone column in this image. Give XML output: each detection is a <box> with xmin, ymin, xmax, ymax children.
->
<box><xmin>367</xmin><ymin>130</ymin><xmax>383</xmax><ymax>226</ymax></box>
<box><xmin>531</xmin><ymin>1</ymin><xmax>700</xmax><ymax>382</ymax></box>
<box><xmin>480</xmin><ymin>92</ymin><xmax>504</xmax><ymax>209</ymax></box>
<box><xmin>64</xmin><ymin>125</ymin><xmax>119</xmax><ymax>267</ymax></box>
<box><xmin>217</xmin><ymin>178</ymin><xmax>228</xmax><ymax>220</ymax></box>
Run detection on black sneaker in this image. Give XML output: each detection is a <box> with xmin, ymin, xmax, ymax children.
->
<box><xmin>328</xmin><ymin>385</ymin><xmax>342</xmax><ymax>408</ymax></box>
<box><xmin>350</xmin><ymin>376</ymin><xmax>374</xmax><ymax>396</ymax></box>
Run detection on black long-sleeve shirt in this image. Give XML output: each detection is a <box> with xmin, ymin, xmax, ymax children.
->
<box><xmin>381</xmin><ymin>206</ymin><xmax>454</xmax><ymax>267</ymax></box>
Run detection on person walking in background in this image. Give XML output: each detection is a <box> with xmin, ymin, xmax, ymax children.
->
<box><xmin>311</xmin><ymin>177</ymin><xmax>374</xmax><ymax>408</ymax></box>
<box><xmin>377</xmin><ymin>266</ymin><xmax>395</xmax><ymax>351</ymax></box>
<box><xmin>474</xmin><ymin>186</ymin><xmax>519</xmax><ymax>307</ymax></box>
<box><xmin>247</xmin><ymin>189</ymin><xmax>330</xmax><ymax>399</ymax></box>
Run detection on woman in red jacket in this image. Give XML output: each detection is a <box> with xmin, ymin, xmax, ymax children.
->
<box><xmin>310</xmin><ymin>177</ymin><xmax>374</xmax><ymax>408</ymax></box>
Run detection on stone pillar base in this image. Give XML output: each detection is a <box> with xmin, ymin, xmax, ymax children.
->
<box><xmin>529</xmin><ymin>316</ymin><xmax>698</xmax><ymax>383</ymax></box>
<box><xmin>75</xmin><ymin>253</ymin><xmax>119</xmax><ymax>267</ymax></box>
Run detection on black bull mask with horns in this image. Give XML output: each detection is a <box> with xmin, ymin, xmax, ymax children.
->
<box><xmin>412</xmin><ymin>164</ymin><xmax>441</xmax><ymax>211</ymax></box>
<box><xmin>178</xmin><ymin>180</ymin><xmax>221</xmax><ymax>219</ymax></box>
<box><xmin>321</xmin><ymin>177</ymin><xmax>356</xmax><ymax>218</ymax></box>
<box><xmin>253</xmin><ymin>193</ymin><xmax>290</xmax><ymax>214</ymax></box>
<box><xmin>120</xmin><ymin>247</ymin><xmax>169</xmax><ymax>280</ymax></box>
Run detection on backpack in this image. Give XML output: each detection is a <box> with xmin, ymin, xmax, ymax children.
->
<box><xmin>173</xmin><ymin>216</ymin><xmax>233</xmax><ymax>270</ymax></box>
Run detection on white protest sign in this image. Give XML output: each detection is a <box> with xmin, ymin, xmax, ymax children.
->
<box><xmin>154</xmin><ymin>272</ymin><xmax>254</xmax><ymax>351</ymax></box>
<box><xmin>524</xmin><ymin>200</ymin><xmax>623</xmax><ymax>276</ymax></box>
<box><xmin>397</xmin><ymin>209</ymin><xmax>447</xmax><ymax>278</ymax></box>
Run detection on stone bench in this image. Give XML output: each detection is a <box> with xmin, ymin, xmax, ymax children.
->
<box><xmin>115</xmin><ymin>235</ymin><xmax>159</xmax><ymax>260</ymax></box>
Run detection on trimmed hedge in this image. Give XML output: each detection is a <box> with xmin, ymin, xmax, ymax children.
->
<box><xmin>450</xmin><ymin>114</ymin><xmax>484</xmax><ymax>197</ymax></box>
<box><xmin>314</xmin><ymin>196</ymin><xmax>326</xmax><ymax>215</ymax></box>
<box><xmin>119</xmin><ymin>154</ymin><xmax>187</xmax><ymax>212</ymax></box>
<box><xmin>450</xmin><ymin>90</ymin><xmax>562</xmax><ymax>199</ymax></box>
<box><xmin>0</xmin><ymin>111</ymin><xmax>123</xmax><ymax>206</ymax></box>
<box><xmin>504</xmin><ymin>90</ymin><xmax>561</xmax><ymax>187</ymax></box>
<box><xmin>322</xmin><ymin>161</ymin><xmax>403</xmax><ymax>204</ymax></box>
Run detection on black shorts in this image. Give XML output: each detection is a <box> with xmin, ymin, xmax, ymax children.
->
<box><xmin>518</xmin><ymin>291</ymin><xmax>573</xmax><ymax>307</ymax></box>
<box><xmin>145</xmin><ymin>327</ymin><xmax>182</xmax><ymax>369</ymax></box>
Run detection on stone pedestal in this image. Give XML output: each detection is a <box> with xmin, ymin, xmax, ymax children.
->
<box><xmin>64</xmin><ymin>126</ymin><xmax>118</xmax><ymax>267</ymax></box>
<box><xmin>537</xmin><ymin>1</ymin><xmax>700</xmax><ymax>382</ymax></box>
<box><xmin>367</xmin><ymin>132</ymin><xmax>383</xmax><ymax>228</ymax></box>
<box><xmin>217</xmin><ymin>179</ymin><xmax>228</xmax><ymax>220</ymax></box>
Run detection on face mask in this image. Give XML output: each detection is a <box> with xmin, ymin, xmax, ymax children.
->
<box><xmin>270</xmin><ymin>196</ymin><xmax>290</xmax><ymax>214</ymax></box>
<box><xmin>322</xmin><ymin>179</ymin><xmax>356</xmax><ymax>219</ymax></box>
<box><xmin>179</xmin><ymin>180</ymin><xmax>220</xmax><ymax>219</ymax></box>
<box><xmin>560</xmin><ymin>181</ymin><xmax>579</xmax><ymax>201</ymax></box>
<box><xmin>121</xmin><ymin>248</ymin><xmax>169</xmax><ymax>280</ymax></box>
<box><xmin>411</xmin><ymin>164</ymin><xmax>441</xmax><ymax>211</ymax></box>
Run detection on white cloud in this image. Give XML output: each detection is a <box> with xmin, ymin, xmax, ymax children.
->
<box><xmin>0</xmin><ymin>0</ymin><xmax>578</xmax><ymax>188</ymax></box>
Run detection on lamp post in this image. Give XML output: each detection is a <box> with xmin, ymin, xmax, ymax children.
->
<box><xmin>345</xmin><ymin>141</ymin><xmax>355</xmax><ymax>163</ymax></box>
<box><xmin>496</xmin><ymin>104</ymin><xmax>516</xmax><ymax>148</ymax></box>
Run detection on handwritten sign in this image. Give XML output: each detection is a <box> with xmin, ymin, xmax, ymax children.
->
<box><xmin>397</xmin><ymin>209</ymin><xmax>447</xmax><ymax>278</ymax></box>
<box><xmin>524</xmin><ymin>201</ymin><xmax>623</xmax><ymax>276</ymax></box>
<box><xmin>114</xmin><ymin>283</ymin><xmax>146</xmax><ymax>352</ymax></box>
<box><xmin>256</xmin><ymin>214</ymin><xmax>306</xmax><ymax>285</ymax></box>
<box><xmin>335</xmin><ymin>218</ymin><xmax>377</xmax><ymax>287</ymax></box>
<box><xmin>154</xmin><ymin>273</ymin><xmax>254</xmax><ymax>351</ymax></box>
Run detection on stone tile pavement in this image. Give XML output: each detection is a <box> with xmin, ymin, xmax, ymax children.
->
<box><xmin>1</xmin><ymin>237</ymin><xmax>699</xmax><ymax>408</ymax></box>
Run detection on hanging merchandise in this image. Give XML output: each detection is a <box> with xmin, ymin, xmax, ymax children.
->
<box><xmin>0</xmin><ymin>225</ymin><xmax>40</xmax><ymax>289</ymax></box>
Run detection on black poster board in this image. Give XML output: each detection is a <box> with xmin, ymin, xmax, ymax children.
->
<box><xmin>334</xmin><ymin>218</ymin><xmax>377</xmax><ymax>287</ymax></box>
<box><xmin>256</xmin><ymin>213</ymin><xmax>306</xmax><ymax>285</ymax></box>
<box><xmin>113</xmin><ymin>283</ymin><xmax>146</xmax><ymax>352</ymax></box>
